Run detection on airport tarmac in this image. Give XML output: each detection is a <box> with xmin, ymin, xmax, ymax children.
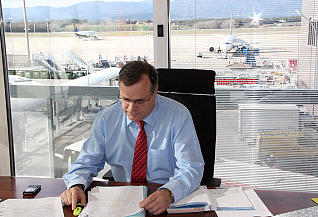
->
<box><xmin>5</xmin><ymin>26</ymin><xmax>302</xmax><ymax>71</ymax></box>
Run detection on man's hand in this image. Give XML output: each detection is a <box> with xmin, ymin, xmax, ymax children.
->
<box><xmin>140</xmin><ymin>188</ymin><xmax>173</xmax><ymax>215</ymax></box>
<box><xmin>60</xmin><ymin>185</ymin><xmax>86</xmax><ymax>210</ymax></box>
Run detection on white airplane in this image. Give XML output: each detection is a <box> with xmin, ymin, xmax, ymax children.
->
<box><xmin>208</xmin><ymin>14</ymin><xmax>261</xmax><ymax>58</ymax></box>
<box><xmin>209</xmin><ymin>19</ymin><xmax>252</xmax><ymax>56</ymax></box>
<box><xmin>74</xmin><ymin>24</ymin><xmax>99</xmax><ymax>40</ymax></box>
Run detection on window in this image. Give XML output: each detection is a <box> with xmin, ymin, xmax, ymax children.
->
<box><xmin>1</xmin><ymin>0</ymin><xmax>318</xmax><ymax>193</ymax></box>
<box><xmin>2</xmin><ymin>0</ymin><xmax>153</xmax><ymax>177</ymax></box>
<box><xmin>170</xmin><ymin>0</ymin><xmax>318</xmax><ymax>192</ymax></box>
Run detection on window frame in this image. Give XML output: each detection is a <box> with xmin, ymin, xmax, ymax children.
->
<box><xmin>0</xmin><ymin>0</ymin><xmax>15</xmax><ymax>176</ymax></box>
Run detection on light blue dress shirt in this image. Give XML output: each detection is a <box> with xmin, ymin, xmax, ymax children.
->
<box><xmin>63</xmin><ymin>94</ymin><xmax>204</xmax><ymax>202</ymax></box>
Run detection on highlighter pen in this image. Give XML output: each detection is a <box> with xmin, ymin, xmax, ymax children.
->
<box><xmin>73</xmin><ymin>203</ymin><xmax>84</xmax><ymax>216</ymax></box>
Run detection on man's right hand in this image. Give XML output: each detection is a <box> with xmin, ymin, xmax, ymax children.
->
<box><xmin>60</xmin><ymin>185</ymin><xmax>86</xmax><ymax>210</ymax></box>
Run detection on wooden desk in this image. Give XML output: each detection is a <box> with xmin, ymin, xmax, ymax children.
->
<box><xmin>0</xmin><ymin>176</ymin><xmax>317</xmax><ymax>217</ymax></box>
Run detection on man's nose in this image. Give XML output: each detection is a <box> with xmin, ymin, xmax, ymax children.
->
<box><xmin>127</xmin><ymin>101</ymin><xmax>137</xmax><ymax>110</ymax></box>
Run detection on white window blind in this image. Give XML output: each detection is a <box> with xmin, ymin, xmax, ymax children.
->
<box><xmin>170</xmin><ymin>0</ymin><xmax>318</xmax><ymax>192</ymax></box>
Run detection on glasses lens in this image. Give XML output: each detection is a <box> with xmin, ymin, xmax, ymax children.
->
<box><xmin>119</xmin><ymin>92</ymin><xmax>153</xmax><ymax>104</ymax></box>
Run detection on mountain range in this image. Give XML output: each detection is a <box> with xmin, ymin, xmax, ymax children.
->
<box><xmin>3</xmin><ymin>0</ymin><xmax>302</xmax><ymax>21</ymax></box>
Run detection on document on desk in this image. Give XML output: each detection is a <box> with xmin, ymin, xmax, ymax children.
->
<box><xmin>207</xmin><ymin>187</ymin><xmax>254</xmax><ymax>210</ymax></box>
<box><xmin>216</xmin><ymin>188</ymin><xmax>273</xmax><ymax>217</ymax></box>
<box><xmin>79</xmin><ymin>185</ymin><xmax>147</xmax><ymax>217</ymax></box>
<box><xmin>0</xmin><ymin>197</ymin><xmax>63</xmax><ymax>217</ymax></box>
<box><xmin>168</xmin><ymin>186</ymin><xmax>272</xmax><ymax>216</ymax></box>
<box><xmin>168</xmin><ymin>186</ymin><xmax>214</xmax><ymax>213</ymax></box>
<box><xmin>168</xmin><ymin>186</ymin><xmax>255</xmax><ymax>214</ymax></box>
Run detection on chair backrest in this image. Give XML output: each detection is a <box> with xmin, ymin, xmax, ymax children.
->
<box><xmin>157</xmin><ymin>68</ymin><xmax>218</xmax><ymax>187</ymax></box>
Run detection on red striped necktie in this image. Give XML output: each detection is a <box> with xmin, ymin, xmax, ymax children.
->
<box><xmin>131</xmin><ymin>120</ymin><xmax>147</xmax><ymax>183</ymax></box>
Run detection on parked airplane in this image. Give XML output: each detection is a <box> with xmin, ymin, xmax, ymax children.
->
<box><xmin>208</xmin><ymin>15</ymin><xmax>260</xmax><ymax>59</ymax></box>
<box><xmin>209</xmin><ymin>20</ymin><xmax>252</xmax><ymax>55</ymax></box>
<box><xmin>74</xmin><ymin>24</ymin><xmax>99</xmax><ymax>40</ymax></box>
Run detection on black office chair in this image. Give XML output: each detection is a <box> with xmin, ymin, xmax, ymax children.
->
<box><xmin>156</xmin><ymin>68</ymin><xmax>220</xmax><ymax>187</ymax></box>
<box><xmin>103</xmin><ymin>68</ymin><xmax>221</xmax><ymax>187</ymax></box>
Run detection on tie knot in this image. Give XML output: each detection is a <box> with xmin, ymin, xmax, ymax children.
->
<box><xmin>136</xmin><ymin>120</ymin><xmax>145</xmax><ymax>128</ymax></box>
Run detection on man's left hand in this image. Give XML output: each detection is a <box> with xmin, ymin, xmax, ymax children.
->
<box><xmin>140</xmin><ymin>188</ymin><xmax>173</xmax><ymax>215</ymax></box>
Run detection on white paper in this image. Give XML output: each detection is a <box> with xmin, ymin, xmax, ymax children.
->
<box><xmin>216</xmin><ymin>188</ymin><xmax>273</xmax><ymax>217</ymax></box>
<box><xmin>171</xmin><ymin>186</ymin><xmax>210</xmax><ymax>207</ymax></box>
<box><xmin>207</xmin><ymin>187</ymin><xmax>253</xmax><ymax>209</ymax></box>
<box><xmin>0</xmin><ymin>197</ymin><xmax>63</xmax><ymax>217</ymax></box>
<box><xmin>80</xmin><ymin>186</ymin><xmax>145</xmax><ymax>217</ymax></box>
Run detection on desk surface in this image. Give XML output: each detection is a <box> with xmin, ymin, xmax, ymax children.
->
<box><xmin>0</xmin><ymin>176</ymin><xmax>317</xmax><ymax>217</ymax></box>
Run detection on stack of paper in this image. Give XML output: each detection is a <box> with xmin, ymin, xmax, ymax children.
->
<box><xmin>208</xmin><ymin>187</ymin><xmax>254</xmax><ymax>210</ymax></box>
<box><xmin>167</xmin><ymin>186</ymin><xmax>214</xmax><ymax>213</ymax></box>
<box><xmin>0</xmin><ymin>197</ymin><xmax>63</xmax><ymax>217</ymax></box>
<box><xmin>215</xmin><ymin>188</ymin><xmax>273</xmax><ymax>217</ymax></box>
<box><xmin>79</xmin><ymin>186</ymin><xmax>147</xmax><ymax>217</ymax></box>
<box><xmin>168</xmin><ymin>186</ymin><xmax>273</xmax><ymax>217</ymax></box>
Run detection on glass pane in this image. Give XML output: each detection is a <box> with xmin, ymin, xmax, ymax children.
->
<box><xmin>2</xmin><ymin>0</ymin><xmax>153</xmax><ymax>177</ymax></box>
<box><xmin>170</xmin><ymin>0</ymin><xmax>318</xmax><ymax>192</ymax></box>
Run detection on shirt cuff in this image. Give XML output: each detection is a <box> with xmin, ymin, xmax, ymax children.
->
<box><xmin>70</xmin><ymin>184</ymin><xmax>84</xmax><ymax>191</ymax></box>
<box><xmin>158</xmin><ymin>188</ymin><xmax>174</xmax><ymax>203</ymax></box>
<box><xmin>158</xmin><ymin>179</ymin><xmax>183</xmax><ymax>203</ymax></box>
<box><xmin>66</xmin><ymin>179</ymin><xmax>88</xmax><ymax>191</ymax></box>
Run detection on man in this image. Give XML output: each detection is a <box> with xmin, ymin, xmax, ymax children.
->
<box><xmin>61</xmin><ymin>61</ymin><xmax>204</xmax><ymax>215</ymax></box>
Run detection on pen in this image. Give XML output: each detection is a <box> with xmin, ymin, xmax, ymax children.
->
<box><xmin>73</xmin><ymin>203</ymin><xmax>84</xmax><ymax>216</ymax></box>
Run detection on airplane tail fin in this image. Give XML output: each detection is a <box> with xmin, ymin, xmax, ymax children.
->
<box><xmin>74</xmin><ymin>23</ymin><xmax>79</xmax><ymax>32</ymax></box>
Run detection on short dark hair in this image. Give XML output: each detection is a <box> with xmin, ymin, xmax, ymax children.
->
<box><xmin>119</xmin><ymin>60</ymin><xmax>158</xmax><ymax>92</ymax></box>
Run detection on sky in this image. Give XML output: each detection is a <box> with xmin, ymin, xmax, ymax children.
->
<box><xmin>2</xmin><ymin>0</ymin><xmax>146</xmax><ymax>8</ymax></box>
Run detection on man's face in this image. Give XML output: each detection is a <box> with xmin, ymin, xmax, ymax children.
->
<box><xmin>119</xmin><ymin>74</ymin><xmax>157</xmax><ymax>122</ymax></box>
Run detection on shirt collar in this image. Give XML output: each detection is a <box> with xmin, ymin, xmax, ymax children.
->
<box><xmin>126</xmin><ymin>95</ymin><xmax>159</xmax><ymax>128</ymax></box>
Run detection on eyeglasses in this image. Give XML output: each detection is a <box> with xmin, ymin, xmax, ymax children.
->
<box><xmin>118</xmin><ymin>92</ymin><xmax>153</xmax><ymax>105</ymax></box>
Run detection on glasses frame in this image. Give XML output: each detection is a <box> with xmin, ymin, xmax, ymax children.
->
<box><xmin>118</xmin><ymin>92</ymin><xmax>154</xmax><ymax>105</ymax></box>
